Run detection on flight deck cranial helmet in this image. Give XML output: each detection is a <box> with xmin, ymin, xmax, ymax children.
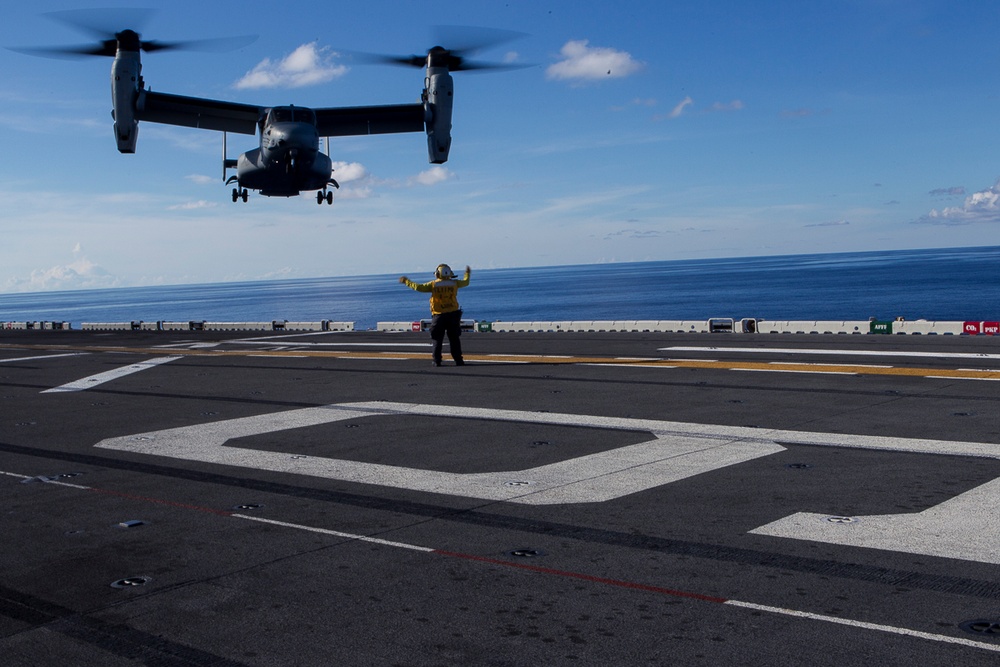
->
<box><xmin>435</xmin><ymin>264</ymin><xmax>455</xmax><ymax>279</ymax></box>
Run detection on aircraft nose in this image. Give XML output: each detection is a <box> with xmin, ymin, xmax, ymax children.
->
<box><xmin>264</xmin><ymin>124</ymin><xmax>318</xmax><ymax>158</ymax></box>
<box><xmin>289</xmin><ymin>124</ymin><xmax>316</xmax><ymax>142</ymax></box>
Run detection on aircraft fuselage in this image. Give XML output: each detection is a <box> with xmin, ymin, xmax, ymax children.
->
<box><xmin>235</xmin><ymin>108</ymin><xmax>333</xmax><ymax>196</ymax></box>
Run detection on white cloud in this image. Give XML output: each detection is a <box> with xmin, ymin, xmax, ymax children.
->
<box><xmin>234</xmin><ymin>43</ymin><xmax>348</xmax><ymax>89</ymax></box>
<box><xmin>669</xmin><ymin>96</ymin><xmax>694</xmax><ymax>119</ymax></box>
<box><xmin>167</xmin><ymin>200</ymin><xmax>219</xmax><ymax>211</ymax></box>
<box><xmin>333</xmin><ymin>186</ymin><xmax>374</xmax><ymax>201</ymax></box>
<box><xmin>546</xmin><ymin>40</ymin><xmax>643</xmax><ymax>82</ymax></box>
<box><xmin>331</xmin><ymin>161</ymin><xmax>369</xmax><ymax>184</ymax></box>
<box><xmin>186</xmin><ymin>174</ymin><xmax>216</xmax><ymax>185</ymax></box>
<box><xmin>657</xmin><ymin>97</ymin><xmax>742</xmax><ymax>120</ymax></box>
<box><xmin>409</xmin><ymin>166</ymin><xmax>455</xmax><ymax>186</ymax></box>
<box><xmin>916</xmin><ymin>180</ymin><xmax>1000</xmax><ymax>226</ymax></box>
<box><xmin>328</xmin><ymin>161</ymin><xmax>374</xmax><ymax>199</ymax></box>
<box><xmin>3</xmin><ymin>257</ymin><xmax>120</xmax><ymax>293</ymax></box>
<box><xmin>326</xmin><ymin>163</ymin><xmax>453</xmax><ymax>195</ymax></box>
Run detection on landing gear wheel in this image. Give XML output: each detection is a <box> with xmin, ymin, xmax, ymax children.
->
<box><xmin>240</xmin><ymin>188</ymin><xmax>248</xmax><ymax>202</ymax></box>
<box><xmin>316</xmin><ymin>191</ymin><xmax>324</xmax><ymax>205</ymax></box>
<box><xmin>325</xmin><ymin>191</ymin><xmax>333</xmax><ymax>205</ymax></box>
<box><xmin>232</xmin><ymin>188</ymin><xmax>239</xmax><ymax>203</ymax></box>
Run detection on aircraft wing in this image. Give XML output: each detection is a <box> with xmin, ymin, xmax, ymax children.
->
<box><xmin>135</xmin><ymin>90</ymin><xmax>261</xmax><ymax>135</ymax></box>
<box><xmin>315</xmin><ymin>104</ymin><xmax>425</xmax><ymax>137</ymax></box>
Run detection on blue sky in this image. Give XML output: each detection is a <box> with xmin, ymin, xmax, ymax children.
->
<box><xmin>1</xmin><ymin>0</ymin><xmax>998</xmax><ymax>292</ymax></box>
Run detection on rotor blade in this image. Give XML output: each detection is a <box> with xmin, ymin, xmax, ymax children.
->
<box><xmin>343</xmin><ymin>25</ymin><xmax>527</xmax><ymax>72</ymax></box>
<box><xmin>43</xmin><ymin>8</ymin><xmax>156</xmax><ymax>40</ymax></box>
<box><xmin>430</xmin><ymin>25</ymin><xmax>527</xmax><ymax>57</ymax></box>
<box><xmin>346</xmin><ymin>51</ymin><xmax>529</xmax><ymax>72</ymax></box>
<box><xmin>447</xmin><ymin>60</ymin><xmax>533</xmax><ymax>73</ymax></box>
<box><xmin>19</xmin><ymin>9</ymin><xmax>255</xmax><ymax>58</ymax></box>
<box><xmin>8</xmin><ymin>43</ymin><xmax>116</xmax><ymax>59</ymax></box>
<box><xmin>11</xmin><ymin>34</ymin><xmax>257</xmax><ymax>59</ymax></box>
<box><xmin>338</xmin><ymin>51</ymin><xmax>423</xmax><ymax>68</ymax></box>
<box><xmin>142</xmin><ymin>35</ymin><xmax>258</xmax><ymax>54</ymax></box>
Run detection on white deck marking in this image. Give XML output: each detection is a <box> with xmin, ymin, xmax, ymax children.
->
<box><xmin>750</xmin><ymin>476</ymin><xmax>1000</xmax><ymax>565</ymax></box>
<box><xmin>154</xmin><ymin>342</ymin><xmax>220</xmax><ymax>349</ymax></box>
<box><xmin>732</xmin><ymin>368</ymin><xmax>858</xmax><ymax>376</ymax></box>
<box><xmin>0</xmin><ymin>353</ymin><xmax>86</xmax><ymax>364</ymax></box>
<box><xmin>42</xmin><ymin>356</ymin><xmax>182</xmax><ymax>393</ymax></box>
<box><xmin>4</xmin><ymin>467</ymin><xmax>998</xmax><ymax>654</ymax></box>
<box><xmin>232</xmin><ymin>514</ymin><xmax>436</xmax><ymax>552</ymax></box>
<box><xmin>662</xmin><ymin>346</ymin><xmax>1000</xmax><ymax>361</ymax></box>
<box><xmin>233</xmin><ymin>331</ymin><xmax>348</xmax><ymax>342</ymax></box>
<box><xmin>95</xmin><ymin>401</ymin><xmax>1000</xmax><ymax>514</ymax></box>
<box><xmin>95</xmin><ymin>402</ymin><xmax>786</xmax><ymax>505</ymax></box>
<box><xmin>231</xmin><ymin>332</ymin><xmax>427</xmax><ymax>347</ymax></box>
<box><xmin>724</xmin><ymin>600</ymin><xmax>1000</xmax><ymax>653</ymax></box>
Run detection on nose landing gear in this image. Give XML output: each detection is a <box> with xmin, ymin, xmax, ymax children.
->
<box><xmin>231</xmin><ymin>187</ymin><xmax>248</xmax><ymax>203</ymax></box>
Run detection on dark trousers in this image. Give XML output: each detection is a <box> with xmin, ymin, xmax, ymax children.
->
<box><xmin>430</xmin><ymin>310</ymin><xmax>463</xmax><ymax>364</ymax></box>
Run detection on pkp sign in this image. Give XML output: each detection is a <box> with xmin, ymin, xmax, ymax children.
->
<box><xmin>964</xmin><ymin>321</ymin><xmax>1000</xmax><ymax>335</ymax></box>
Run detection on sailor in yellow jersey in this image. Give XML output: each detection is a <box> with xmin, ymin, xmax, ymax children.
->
<box><xmin>399</xmin><ymin>264</ymin><xmax>472</xmax><ymax>366</ymax></box>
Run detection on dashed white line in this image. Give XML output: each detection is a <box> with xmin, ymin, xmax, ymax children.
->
<box><xmin>724</xmin><ymin>600</ymin><xmax>1000</xmax><ymax>653</ymax></box>
<box><xmin>41</xmin><ymin>356</ymin><xmax>182</xmax><ymax>393</ymax></box>
<box><xmin>232</xmin><ymin>514</ymin><xmax>435</xmax><ymax>552</ymax></box>
<box><xmin>4</xmin><ymin>469</ymin><xmax>998</xmax><ymax>655</ymax></box>
<box><xmin>0</xmin><ymin>353</ymin><xmax>87</xmax><ymax>364</ymax></box>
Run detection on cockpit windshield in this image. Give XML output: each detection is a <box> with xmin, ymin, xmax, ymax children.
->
<box><xmin>267</xmin><ymin>106</ymin><xmax>316</xmax><ymax>126</ymax></box>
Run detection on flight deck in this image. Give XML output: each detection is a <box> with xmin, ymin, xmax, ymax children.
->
<box><xmin>2</xmin><ymin>328</ymin><xmax>999</xmax><ymax>665</ymax></box>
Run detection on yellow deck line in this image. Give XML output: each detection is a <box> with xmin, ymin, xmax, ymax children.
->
<box><xmin>3</xmin><ymin>343</ymin><xmax>1000</xmax><ymax>380</ymax></box>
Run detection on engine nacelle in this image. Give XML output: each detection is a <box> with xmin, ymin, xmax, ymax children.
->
<box><xmin>423</xmin><ymin>69</ymin><xmax>453</xmax><ymax>164</ymax></box>
<box><xmin>111</xmin><ymin>50</ymin><xmax>141</xmax><ymax>153</ymax></box>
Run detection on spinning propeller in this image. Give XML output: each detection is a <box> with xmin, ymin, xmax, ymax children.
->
<box><xmin>12</xmin><ymin>8</ymin><xmax>256</xmax><ymax>58</ymax></box>
<box><xmin>352</xmin><ymin>25</ymin><xmax>529</xmax><ymax>72</ymax></box>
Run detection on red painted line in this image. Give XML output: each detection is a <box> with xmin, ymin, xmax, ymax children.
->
<box><xmin>11</xmin><ymin>470</ymin><xmax>999</xmax><ymax>654</ymax></box>
<box><xmin>27</xmin><ymin>474</ymin><xmax>729</xmax><ymax>606</ymax></box>
<box><xmin>433</xmin><ymin>549</ymin><xmax>728</xmax><ymax>603</ymax></box>
<box><xmin>86</xmin><ymin>486</ymin><xmax>234</xmax><ymax>516</ymax></box>
<box><xmin>16</xmin><ymin>472</ymin><xmax>1000</xmax><ymax>653</ymax></box>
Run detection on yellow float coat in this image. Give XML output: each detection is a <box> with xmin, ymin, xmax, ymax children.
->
<box><xmin>402</xmin><ymin>268</ymin><xmax>471</xmax><ymax>315</ymax></box>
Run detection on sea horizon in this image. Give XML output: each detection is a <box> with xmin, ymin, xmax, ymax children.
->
<box><xmin>2</xmin><ymin>245</ymin><xmax>998</xmax><ymax>330</ymax></box>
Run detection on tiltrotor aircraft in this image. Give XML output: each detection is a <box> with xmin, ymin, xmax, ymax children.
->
<box><xmin>17</xmin><ymin>11</ymin><xmax>521</xmax><ymax>204</ymax></box>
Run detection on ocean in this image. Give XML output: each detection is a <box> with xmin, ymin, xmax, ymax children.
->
<box><xmin>1</xmin><ymin>246</ymin><xmax>998</xmax><ymax>330</ymax></box>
